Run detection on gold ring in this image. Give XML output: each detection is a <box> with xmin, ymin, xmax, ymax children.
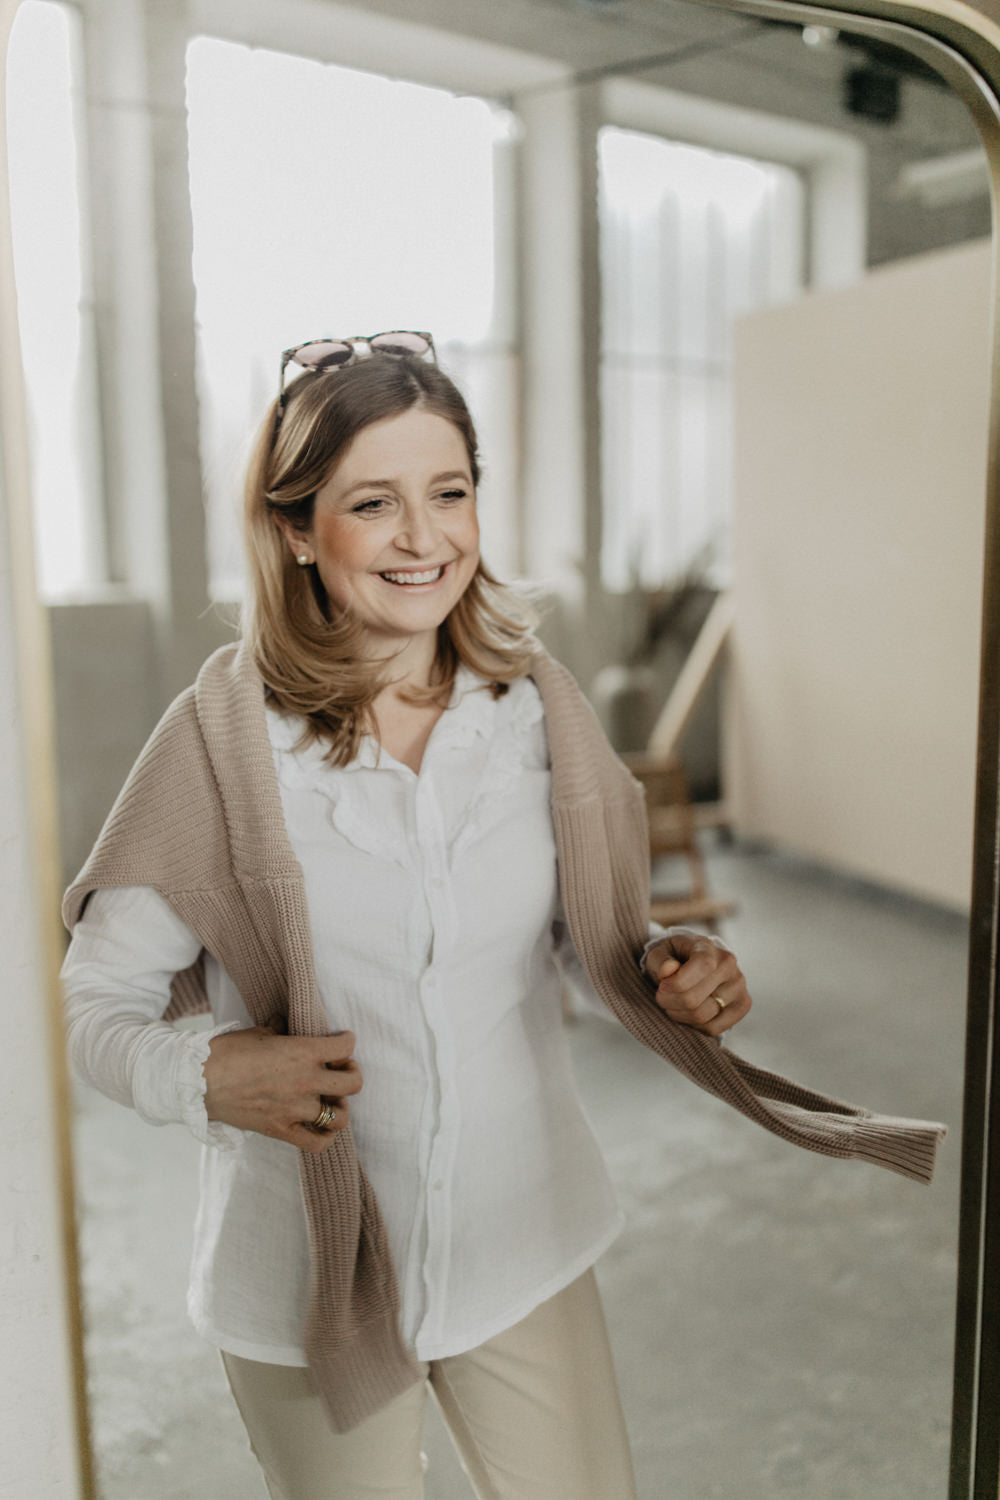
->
<box><xmin>311</xmin><ymin>1102</ymin><xmax>337</xmax><ymax>1130</ymax></box>
<box><xmin>712</xmin><ymin>993</ymin><xmax>727</xmax><ymax>1015</ymax></box>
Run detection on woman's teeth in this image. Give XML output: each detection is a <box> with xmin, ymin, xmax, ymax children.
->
<box><xmin>380</xmin><ymin>567</ymin><xmax>444</xmax><ymax>585</ymax></box>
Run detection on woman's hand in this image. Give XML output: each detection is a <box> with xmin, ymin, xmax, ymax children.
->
<box><xmin>203</xmin><ymin>1018</ymin><xmax>363</xmax><ymax>1154</ymax></box>
<box><xmin>643</xmin><ymin>931</ymin><xmax>751</xmax><ymax>1038</ymax></box>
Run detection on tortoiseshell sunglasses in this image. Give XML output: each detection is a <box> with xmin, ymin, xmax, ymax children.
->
<box><xmin>275</xmin><ymin>330</ymin><xmax>436</xmax><ymax>424</ymax></box>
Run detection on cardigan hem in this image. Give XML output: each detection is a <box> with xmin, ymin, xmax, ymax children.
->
<box><xmin>306</xmin><ymin>1308</ymin><xmax>426</xmax><ymax>1432</ymax></box>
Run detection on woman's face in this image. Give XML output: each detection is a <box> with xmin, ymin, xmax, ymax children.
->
<box><xmin>279</xmin><ymin>407</ymin><xmax>481</xmax><ymax>662</ymax></box>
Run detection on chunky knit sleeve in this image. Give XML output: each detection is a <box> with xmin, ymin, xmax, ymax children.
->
<box><xmin>530</xmin><ymin>646</ymin><xmax>947</xmax><ymax>1185</ymax></box>
<box><xmin>62</xmin><ymin>686</ymin><xmax>228</xmax><ymax>926</ymax></box>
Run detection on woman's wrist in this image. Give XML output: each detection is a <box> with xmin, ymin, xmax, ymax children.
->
<box><xmin>180</xmin><ymin>1022</ymin><xmax>245</xmax><ymax>1149</ymax></box>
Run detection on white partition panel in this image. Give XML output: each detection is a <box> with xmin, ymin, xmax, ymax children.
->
<box><xmin>727</xmin><ymin>238</ymin><xmax>991</xmax><ymax>910</ymax></box>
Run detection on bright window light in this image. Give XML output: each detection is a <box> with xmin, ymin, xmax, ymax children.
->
<box><xmin>186</xmin><ymin>37</ymin><xmax>519</xmax><ymax>596</ymax></box>
<box><xmin>6</xmin><ymin>0</ymin><xmax>99</xmax><ymax>598</ymax></box>
<box><xmin>600</xmin><ymin>127</ymin><xmax>804</xmax><ymax>590</ymax></box>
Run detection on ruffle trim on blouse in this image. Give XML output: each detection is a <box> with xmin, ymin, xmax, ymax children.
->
<box><xmin>449</xmin><ymin>677</ymin><xmax>547</xmax><ymax>861</ymax></box>
<box><xmin>326</xmin><ymin>786</ymin><xmax>413</xmax><ymax>871</ymax></box>
<box><xmin>430</xmin><ymin>668</ymin><xmax>496</xmax><ymax>753</ymax></box>
<box><xmin>266</xmin><ymin>708</ymin><xmax>407</xmax><ymax>866</ymax></box>
<box><xmin>264</xmin><ymin>672</ymin><xmax>548</xmax><ymax>868</ymax></box>
<box><xmin>175</xmin><ymin>1021</ymin><xmax>246</xmax><ymax>1152</ymax></box>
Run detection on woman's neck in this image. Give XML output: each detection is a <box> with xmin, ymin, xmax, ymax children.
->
<box><xmin>370</xmin><ymin>686</ymin><xmax>448</xmax><ymax>774</ymax></box>
<box><xmin>367</xmin><ymin>631</ymin><xmax>450</xmax><ymax>773</ymax></box>
<box><xmin>369</xmin><ymin>630</ymin><xmax>439</xmax><ymax>696</ymax></box>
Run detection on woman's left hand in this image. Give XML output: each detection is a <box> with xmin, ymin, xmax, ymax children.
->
<box><xmin>643</xmin><ymin>930</ymin><xmax>751</xmax><ymax>1038</ymax></box>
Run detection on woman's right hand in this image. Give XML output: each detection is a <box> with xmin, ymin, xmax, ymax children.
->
<box><xmin>203</xmin><ymin>1019</ymin><xmax>362</xmax><ymax>1153</ymax></box>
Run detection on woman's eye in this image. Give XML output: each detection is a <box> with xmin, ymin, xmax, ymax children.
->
<box><xmin>353</xmin><ymin>497</ymin><xmax>389</xmax><ymax>515</ymax></box>
<box><xmin>438</xmin><ymin>489</ymin><xmax>468</xmax><ymax>503</ymax></box>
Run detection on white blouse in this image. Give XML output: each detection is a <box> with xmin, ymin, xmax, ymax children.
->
<box><xmin>62</xmin><ymin>670</ymin><xmax>633</xmax><ymax>1365</ymax></box>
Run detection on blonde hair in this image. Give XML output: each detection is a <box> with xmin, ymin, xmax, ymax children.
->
<box><xmin>242</xmin><ymin>354</ymin><xmax>538</xmax><ymax>764</ymax></box>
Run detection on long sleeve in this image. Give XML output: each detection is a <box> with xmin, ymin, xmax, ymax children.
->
<box><xmin>555</xmin><ymin>904</ymin><xmax>691</xmax><ymax>1019</ymax></box>
<box><xmin>61</xmin><ymin>885</ymin><xmax>243</xmax><ymax>1149</ymax></box>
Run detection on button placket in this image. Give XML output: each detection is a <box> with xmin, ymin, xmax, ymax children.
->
<box><xmin>413</xmin><ymin>774</ymin><xmax>460</xmax><ymax>1344</ymax></box>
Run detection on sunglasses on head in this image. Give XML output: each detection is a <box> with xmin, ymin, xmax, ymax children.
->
<box><xmin>275</xmin><ymin>330</ymin><xmax>436</xmax><ymax>423</ymax></box>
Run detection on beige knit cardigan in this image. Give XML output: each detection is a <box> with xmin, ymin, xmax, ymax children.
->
<box><xmin>63</xmin><ymin>640</ymin><xmax>946</xmax><ymax>1431</ymax></box>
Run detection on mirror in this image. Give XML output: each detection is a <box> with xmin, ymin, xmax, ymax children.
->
<box><xmin>3</xmin><ymin>0</ymin><xmax>998</xmax><ymax>1495</ymax></box>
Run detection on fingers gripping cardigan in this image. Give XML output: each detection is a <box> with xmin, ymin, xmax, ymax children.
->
<box><xmin>62</xmin><ymin>640</ymin><xmax>946</xmax><ymax>1432</ymax></box>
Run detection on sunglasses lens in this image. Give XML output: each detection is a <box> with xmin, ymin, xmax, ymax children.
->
<box><xmin>292</xmin><ymin>341</ymin><xmax>354</xmax><ymax>370</ymax></box>
<box><xmin>369</xmin><ymin>332</ymin><xmax>431</xmax><ymax>356</ymax></box>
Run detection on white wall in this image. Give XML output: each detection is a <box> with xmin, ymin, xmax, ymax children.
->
<box><xmin>727</xmin><ymin>238</ymin><xmax>991</xmax><ymax>910</ymax></box>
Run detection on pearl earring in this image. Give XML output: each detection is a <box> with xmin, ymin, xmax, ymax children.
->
<box><xmin>297</xmin><ymin>554</ymin><xmax>310</xmax><ymax>566</ymax></box>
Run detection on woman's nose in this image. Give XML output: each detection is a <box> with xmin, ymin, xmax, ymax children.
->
<box><xmin>395</xmin><ymin>505</ymin><xmax>439</xmax><ymax>555</ymax></box>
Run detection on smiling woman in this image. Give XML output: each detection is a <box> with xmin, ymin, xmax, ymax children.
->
<box><xmin>55</xmin><ymin>330</ymin><xmax>947</xmax><ymax>1500</ymax></box>
<box><xmin>273</xmin><ymin>406</ymin><xmax>482</xmax><ymax>770</ymax></box>
<box><xmin>275</xmin><ymin>412</ymin><xmax>480</xmax><ymax>655</ymax></box>
<box><xmin>57</xmin><ymin>340</ymin><xmax>757</xmax><ymax>1497</ymax></box>
<box><xmin>242</xmin><ymin>346</ymin><xmax>537</xmax><ymax>773</ymax></box>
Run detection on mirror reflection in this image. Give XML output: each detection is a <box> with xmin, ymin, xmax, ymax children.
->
<box><xmin>5</xmin><ymin>0</ymin><xmax>989</xmax><ymax>1495</ymax></box>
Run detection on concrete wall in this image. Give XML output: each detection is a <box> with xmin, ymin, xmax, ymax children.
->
<box><xmin>727</xmin><ymin>237</ymin><xmax>991</xmax><ymax>911</ymax></box>
<box><xmin>49</xmin><ymin>597</ymin><xmax>236</xmax><ymax>890</ymax></box>
<box><xmin>50</xmin><ymin>598</ymin><xmax>163</xmax><ymax>888</ymax></box>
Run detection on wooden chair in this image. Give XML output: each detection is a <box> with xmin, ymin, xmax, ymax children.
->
<box><xmin>626</xmin><ymin>592</ymin><xmax>736</xmax><ymax>934</ymax></box>
<box><xmin>623</xmin><ymin>749</ymin><xmax>735</xmax><ymax>932</ymax></box>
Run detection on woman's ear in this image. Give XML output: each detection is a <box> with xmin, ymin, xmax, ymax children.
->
<box><xmin>273</xmin><ymin>513</ymin><xmax>313</xmax><ymax>567</ymax></box>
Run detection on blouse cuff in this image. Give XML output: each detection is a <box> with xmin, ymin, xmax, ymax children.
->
<box><xmin>638</xmin><ymin>926</ymin><xmax>732</xmax><ymax>977</ymax></box>
<box><xmin>175</xmin><ymin>1021</ymin><xmax>245</xmax><ymax>1151</ymax></box>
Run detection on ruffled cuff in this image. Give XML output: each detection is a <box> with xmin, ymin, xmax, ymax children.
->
<box><xmin>174</xmin><ymin>1021</ymin><xmax>246</xmax><ymax>1151</ymax></box>
<box><xmin>639</xmin><ymin>925</ymin><xmax>730</xmax><ymax>978</ymax></box>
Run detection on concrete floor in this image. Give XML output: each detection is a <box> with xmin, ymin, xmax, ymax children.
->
<box><xmin>71</xmin><ymin>843</ymin><xmax>965</xmax><ymax>1499</ymax></box>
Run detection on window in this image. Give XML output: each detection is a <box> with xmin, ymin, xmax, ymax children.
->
<box><xmin>185</xmin><ymin>37</ymin><xmax>519</xmax><ymax>597</ymax></box>
<box><xmin>599</xmin><ymin>127</ymin><xmax>804</xmax><ymax>590</ymax></box>
<box><xmin>6</xmin><ymin>0</ymin><xmax>102</xmax><ymax>598</ymax></box>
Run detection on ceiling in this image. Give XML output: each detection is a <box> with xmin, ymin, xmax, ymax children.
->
<box><xmin>355</xmin><ymin>0</ymin><xmax>991</xmax><ymax>264</ymax></box>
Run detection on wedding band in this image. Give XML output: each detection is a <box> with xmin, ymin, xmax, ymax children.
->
<box><xmin>712</xmin><ymin>993</ymin><xmax>727</xmax><ymax>1015</ymax></box>
<box><xmin>312</xmin><ymin>1102</ymin><xmax>337</xmax><ymax>1130</ymax></box>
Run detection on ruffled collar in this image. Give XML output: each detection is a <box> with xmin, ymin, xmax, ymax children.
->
<box><xmin>266</xmin><ymin>665</ymin><xmax>508</xmax><ymax>785</ymax></box>
<box><xmin>265</xmin><ymin>669</ymin><xmax>546</xmax><ymax>866</ymax></box>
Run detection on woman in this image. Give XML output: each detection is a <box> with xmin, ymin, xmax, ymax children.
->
<box><xmin>61</xmin><ymin>333</ymin><xmax>943</xmax><ymax>1500</ymax></box>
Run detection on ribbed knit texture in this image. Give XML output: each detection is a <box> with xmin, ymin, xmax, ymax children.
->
<box><xmin>63</xmin><ymin>640</ymin><xmax>946</xmax><ymax>1431</ymax></box>
<box><xmin>531</xmin><ymin>651</ymin><xmax>946</xmax><ymax>1186</ymax></box>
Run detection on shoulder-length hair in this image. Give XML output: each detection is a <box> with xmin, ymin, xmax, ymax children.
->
<box><xmin>242</xmin><ymin>353</ymin><xmax>537</xmax><ymax>765</ymax></box>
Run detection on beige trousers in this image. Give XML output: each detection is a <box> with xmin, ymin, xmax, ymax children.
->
<box><xmin>221</xmin><ymin>1267</ymin><xmax>637</xmax><ymax>1500</ymax></box>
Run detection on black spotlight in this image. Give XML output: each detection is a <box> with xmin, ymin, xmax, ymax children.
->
<box><xmin>844</xmin><ymin>63</ymin><xmax>901</xmax><ymax>123</ymax></box>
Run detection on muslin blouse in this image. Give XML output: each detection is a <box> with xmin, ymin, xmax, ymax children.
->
<box><xmin>61</xmin><ymin>669</ymin><xmax>632</xmax><ymax>1365</ymax></box>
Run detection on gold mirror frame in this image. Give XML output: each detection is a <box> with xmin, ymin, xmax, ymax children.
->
<box><xmin>1</xmin><ymin>1</ymin><xmax>999</xmax><ymax>1495</ymax></box>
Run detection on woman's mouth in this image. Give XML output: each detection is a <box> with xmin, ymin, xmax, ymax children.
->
<box><xmin>379</xmin><ymin>566</ymin><xmax>446</xmax><ymax>587</ymax></box>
